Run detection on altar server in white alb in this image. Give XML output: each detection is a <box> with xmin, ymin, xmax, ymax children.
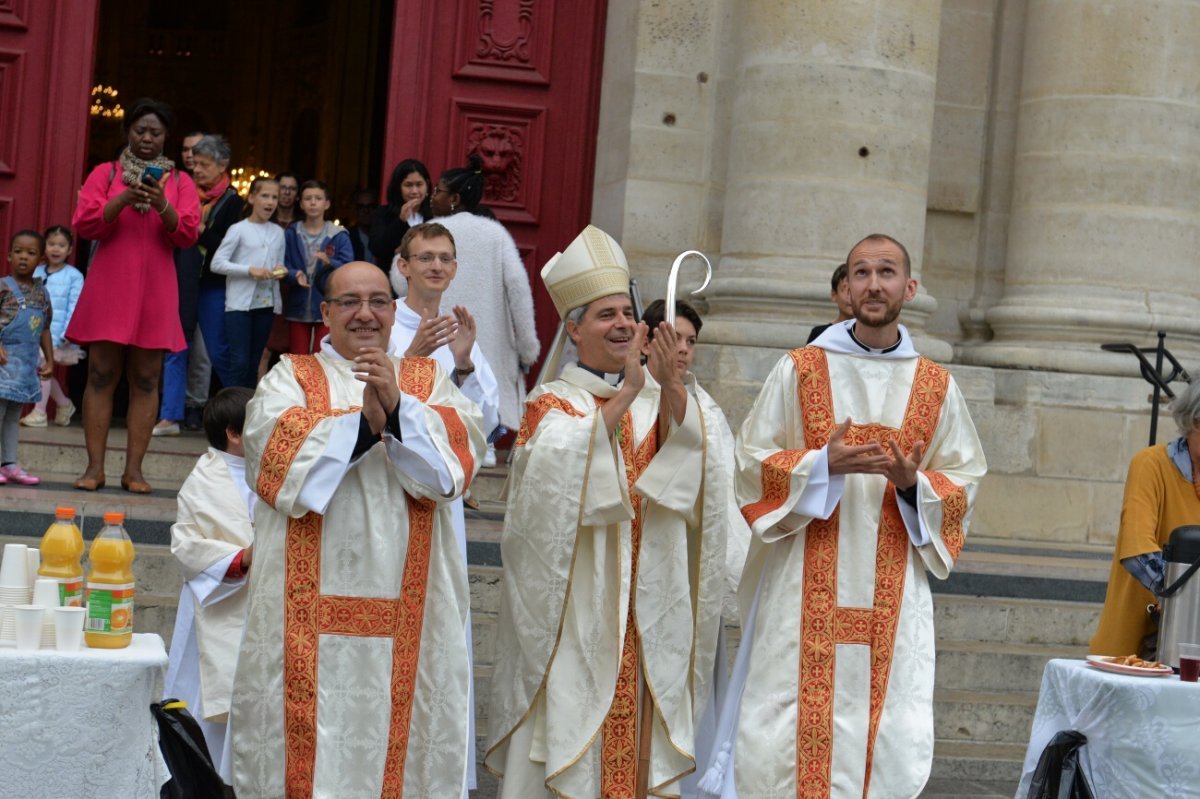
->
<box><xmin>230</xmin><ymin>262</ymin><xmax>485</xmax><ymax>799</ymax></box>
<box><xmin>705</xmin><ymin>234</ymin><xmax>987</xmax><ymax>799</ymax></box>
<box><xmin>637</xmin><ymin>299</ymin><xmax>753</xmax><ymax>799</ymax></box>
<box><xmin>388</xmin><ymin>221</ymin><xmax>500</xmax><ymax>791</ymax></box>
<box><xmin>163</xmin><ymin>386</ymin><xmax>256</xmax><ymax>781</ymax></box>
<box><xmin>486</xmin><ymin>226</ymin><xmax>728</xmax><ymax>798</ymax></box>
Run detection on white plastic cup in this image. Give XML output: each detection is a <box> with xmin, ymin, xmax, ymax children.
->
<box><xmin>31</xmin><ymin>578</ymin><xmax>59</xmax><ymax>609</ymax></box>
<box><xmin>53</xmin><ymin>606</ymin><xmax>86</xmax><ymax>652</ymax></box>
<box><xmin>13</xmin><ymin>604</ymin><xmax>44</xmax><ymax>650</ymax></box>
<box><xmin>25</xmin><ymin>548</ymin><xmax>39</xmax><ymax>589</ymax></box>
<box><xmin>0</xmin><ymin>543</ymin><xmax>28</xmax><ymax>587</ymax></box>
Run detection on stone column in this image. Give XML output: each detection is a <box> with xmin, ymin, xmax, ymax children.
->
<box><xmin>701</xmin><ymin>0</ymin><xmax>950</xmax><ymax>362</ymax></box>
<box><xmin>964</xmin><ymin>0</ymin><xmax>1200</xmax><ymax>374</ymax></box>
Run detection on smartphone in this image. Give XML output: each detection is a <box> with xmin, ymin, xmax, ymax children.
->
<box><xmin>141</xmin><ymin>165</ymin><xmax>165</xmax><ymax>185</ymax></box>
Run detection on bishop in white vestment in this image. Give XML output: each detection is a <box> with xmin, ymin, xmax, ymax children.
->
<box><xmin>230</xmin><ymin>263</ymin><xmax>485</xmax><ymax>799</ymax></box>
<box><xmin>485</xmin><ymin>227</ymin><xmax>728</xmax><ymax>799</ymax></box>
<box><xmin>709</xmin><ymin>235</ymin><xmax>986</xmax><ymax>799</ymax></box>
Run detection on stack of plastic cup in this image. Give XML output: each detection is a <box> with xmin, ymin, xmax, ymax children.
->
<box><xmin>0</xmin><ymin>543</ymin><xmax>33</xmax><ymax>643</ymax></box>
<box><xmin>31</xmin><ymin>578</ymin><xmax>60</xmax><ymax>647</ymax></box>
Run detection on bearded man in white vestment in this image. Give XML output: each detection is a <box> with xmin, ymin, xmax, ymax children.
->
<box><xmin>485</xmin><ymin>227</ymin><xmax>728</xmax><ymax>799</ymax></box>
<box><xmin>709</xmin><ymin>234</ymin><xmax>986</xmax><ymax>799</ymax></box>
<box><xmin>230</xmin><ymin>262</ymin><xmax>485</xmax><ymax>799</ymax></box>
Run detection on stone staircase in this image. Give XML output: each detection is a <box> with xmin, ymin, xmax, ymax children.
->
<box><xmin>1</xmin><ymin>423</ymin><xmax>1109</xmax><ymax>799</ymax></box>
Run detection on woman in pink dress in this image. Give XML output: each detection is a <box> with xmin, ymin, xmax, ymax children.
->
<box><xmin>68</xmin><ymin>98</ymin><xmax>200</xmax><ymax>493</ymax></box>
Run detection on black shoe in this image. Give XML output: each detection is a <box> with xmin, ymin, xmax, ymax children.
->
<box><xmin>183</xmin><ymin>406</ymin><xmax>204</xmax><ymax>431</ymax></box>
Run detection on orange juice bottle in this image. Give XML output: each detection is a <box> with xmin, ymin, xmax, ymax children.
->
<box><xmin>84</xmin><ymin>511</ymin><xmax>136</xmax><ymax>649</ymax></box>
<box><xmin>38</xmin><ymin>506</ymin><xmax>85</xmax><ymax>607</ymax></box>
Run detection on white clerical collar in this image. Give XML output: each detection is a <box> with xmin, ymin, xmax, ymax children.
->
<box><xmin>576</xmin><ymin>361</ymin><xmax>624</xmax><ymax>386</ymax></box>
<box><xmin>810</xmin><ymin>319</ymin><xmax>918</xmax><ymax>359</ymax></box>
<box><xmin>318</xmin><ymin>334</ymin><xmax>399</xmax><ymax>360</ymax></box>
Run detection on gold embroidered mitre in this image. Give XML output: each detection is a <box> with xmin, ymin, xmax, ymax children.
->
<box><xmin>541</xmin><ymin>225</ymin><xmax>630</xmax><ymax>319</ymax></box>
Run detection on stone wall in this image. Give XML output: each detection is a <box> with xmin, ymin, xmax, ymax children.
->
<box><xmin>591</xmin><ymin>0</ymin><xmax>1195</xmax><ymax>547</ymax></box>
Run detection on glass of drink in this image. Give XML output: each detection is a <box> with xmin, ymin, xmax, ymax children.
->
<box><xmin>1179</xmin><ymin>643</ymin><xmax>1200</xmax><ymax>683</ymax></box>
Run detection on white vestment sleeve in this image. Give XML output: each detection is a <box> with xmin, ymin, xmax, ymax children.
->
<box><xmin>635</xmin><ymin>392</ymin><xmax>704</xmax><ymax>524</ymax></box>
<box><xmin>458</xmin><ymin>343</ymin><xmax>501</xmax><ymax>436</ymax></box>
<box><xmin>191</xmin><ymin>552</ymin><xmax>245</xmax><ymax>608</ymax></box>
<box><xmin>295</xmin><ymin>392</ymin><xmax>458</xmax><ymax>513</ymax></box>
<box><xmin>294</xmin><ymin>413</ymin><xmax>359</xmax><ymax>515</ymax></box>
<box><xmin>382</xmin><ymin>391</ymin><xmax>455</xmax><ymax>496</ymax></box>
<box><xmin>788</xmin><ymin>446</ymin><xmax>844</xmax><ymax>521</ymax></box>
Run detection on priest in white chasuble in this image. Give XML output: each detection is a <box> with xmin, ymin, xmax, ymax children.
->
<box><xmin>706</xmin><ymin>234</ymin><xmax>987</xmax><ymax>799</ymax></box>
<box><xmin>230</xmin><ymin>262</ymin><xmax>485</xmax><ymax>799</ymax></box>
<box><xmin>485</xmin><ymin>226</ymin><xmax>728</xmax><ymax>799</ymax></box>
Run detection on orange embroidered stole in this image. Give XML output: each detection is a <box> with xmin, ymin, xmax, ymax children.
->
<box><xmin>256</xmin><ymin>355</ymin><xmax>470</xmax><ymax>799</ymax></box>
<box><xmin>785</xmin><ymin>348</ymin><xmax>952</xmax><ymax>799</ymax></box>
<box><xmin>599</xmin><ymin>408</ymin><xmax>660</xmax><ymax>798</ymax></box>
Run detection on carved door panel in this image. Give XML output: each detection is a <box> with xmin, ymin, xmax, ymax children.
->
<box><xmin>385</xmin><ymin>0</ymin><xmax>610</xmax><ymax>369</ymax></box>
<box><xmin>0</xmin><ymin>1</ymin><xmax>98</xmax><ymax>268</ymax></box>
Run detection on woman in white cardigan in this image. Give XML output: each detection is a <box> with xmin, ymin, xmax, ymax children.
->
<box><xmin>429</xmin><ymin>156</ymin><xmax>540</xmax><ymax>461</ymax></box>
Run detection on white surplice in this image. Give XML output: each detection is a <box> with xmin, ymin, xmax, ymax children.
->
<box><xmin>707</xmin><ymin>323</ymin><xmax>986</xmax><ymax>799</ymax></box>
<box><xmin>163</xmin><ymin>449</ymin><xmax>255</xmax><ymax>781</ymax></box>
<box><xmin>485</xmin><ymin>364</ymin><xmax>728</xmax><ymax>799</ymax></box>
<box><xmin>678</xmin><ymin>374</ymin><xmax>752</xmax><ymax>799</ymax></box>
<box><xmin>231</xmin><ymin>345</ymin><xmax>485</xmax><ymax>799</ymax></box>
<box><xmin>389</xmin><ymin>300</ymin><xmax>501</xmax><ymax>790</ymax></box>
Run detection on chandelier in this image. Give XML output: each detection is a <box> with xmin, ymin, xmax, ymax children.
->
<box><xmin>89</xmin><ymin>85</ymin><xmax>123</xmax><ymax>120</ymax></box>
<box><xmin>230</xmin><ymin>167</ymin><xmax>272</xmax><ymax>197</ymax></box>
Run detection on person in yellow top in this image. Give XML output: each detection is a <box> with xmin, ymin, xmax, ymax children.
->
<box><xmin>1091</xmin><ymin>378</ymin><xmax>1200</xmax><ymax>657</ymax></box>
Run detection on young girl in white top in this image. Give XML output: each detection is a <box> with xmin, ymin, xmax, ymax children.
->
<box><xmin>22</xmin><ymin>225</ymin><xmax>84</xmax><ymax>427</ymax></box>
<box><xmin>211</xmin><ymin>178</ymin><xmax>285</xmax><ymax>388</ymax></box>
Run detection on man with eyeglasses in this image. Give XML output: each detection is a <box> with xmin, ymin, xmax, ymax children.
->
<box><xmin>388</xmin><ymin>221</ymin><xmax>500</xmax><ymax>792</ymax></box>
<box><xmin>231</xmin><ymin>261</ymin><xmax>486</xmax><ymax>798</ymax></box>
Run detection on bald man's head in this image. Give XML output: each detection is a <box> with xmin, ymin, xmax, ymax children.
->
<box><xmin>321</xmin><ymin>262</ymin><xmax>396</xmax><ymax>358</ymax></box>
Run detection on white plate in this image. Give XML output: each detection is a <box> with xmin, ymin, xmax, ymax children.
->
<box><xmin>1086</xmin><ymin>655</ymin><xmax>1174</xmax><ymax>677</ymax></box>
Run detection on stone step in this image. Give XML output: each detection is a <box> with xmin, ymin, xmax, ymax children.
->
<box><xmin>933</xmin><ymin>593</ymin><xmax>1101</xmax><ymax>648</ymax></box>
<box><xmin>930</xmin><ymin>740</ymin><xmax>1026</xmax><ymax>782</ymax></box>
<box><xmin>935</xmin><ymin>688</ymin><xmax>1039</xmax><ymax>746</ymax></box>
<box><xmin>14</xmin><ymin>424</ymin><xmax>512</xmax><ymax>503</ymax></box>
<box><xmin>936</xmin><ymin>639</ymin><xmax>1085</xmax><ymax>693</ymax></box>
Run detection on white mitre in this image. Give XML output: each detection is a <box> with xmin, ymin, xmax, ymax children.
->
<box><xmin>541</xmin><ymin>225</ymin><xmax>630</xmax><ymax>319</ymax></box>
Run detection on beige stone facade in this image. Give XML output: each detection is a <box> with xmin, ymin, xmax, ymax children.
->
<box><xmin>592</xmin><ymin>0</ymin><xmax>1200</xmax><ymax>545</ymax></box>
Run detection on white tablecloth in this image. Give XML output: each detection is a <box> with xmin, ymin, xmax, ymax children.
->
<box><xmin>1016</xmin><ymin>658</ymin><xmax>1200</xmax><ymax>799</ymax></box>
<box><xmin>0</xmin><ymin>633</ymin><xmax>169</xmax><ymax>799</ymax></box>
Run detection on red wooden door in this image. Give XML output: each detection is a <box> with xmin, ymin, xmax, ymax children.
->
<box><xmin>383</xmin><ymin>0</ymin><xmax>610</xmax><ymax>367</ymax></box>
<box><xmin>0</xmin><ymin>1</ymin><xmax>99</xmax><ymax>269</ymax></box>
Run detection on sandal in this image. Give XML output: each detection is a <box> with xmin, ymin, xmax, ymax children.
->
<box><xmin>120</xmin><ymin>476</ymin><xmax>153</xmax><ymax>495</ymax></box>
<box><xmin>74</xmin><ymin>475</ymin><xmax>106</xmax><ymax>491</ymax></box>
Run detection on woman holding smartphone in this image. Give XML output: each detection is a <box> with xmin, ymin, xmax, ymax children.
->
<box><xmin>68</xmin><ymin>97</ymin><xmax>200</xmax><ymax>494</ymax></box>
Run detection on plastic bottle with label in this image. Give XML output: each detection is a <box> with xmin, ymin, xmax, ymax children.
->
<box><xmin>37</xmin><ymin>506</ymin><xmax>85</xmax><ymax>607</ymax></box>
<box><xmin>84</xmin><ymin>511</ymin><xmax>136</xmax><ymax>649</ymax></box>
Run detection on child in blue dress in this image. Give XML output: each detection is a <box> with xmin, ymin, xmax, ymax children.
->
<box><xmin>0</xmin><ymin>230</ymin><xmax>54</xmax><ymax>485</ymax></box>
<box><xmin>21</xmin><ymin>224</ymin><xmax>84</xmax><ymax>427</ymax></box>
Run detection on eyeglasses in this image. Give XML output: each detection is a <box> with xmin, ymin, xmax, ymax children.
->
<box><xmin>431</xmin><ymin>185</ymin><xmax>450</xmax><ymax>195</ymax></box>
<box><xmin>326</xmin><ymin>296</ymin><xmax>393</xmax><ymax>311</ymax></box>
<box><xmin>404</xmin><ymin>253</ymin><xmax>456</xmax><ymax>265</ymax></box>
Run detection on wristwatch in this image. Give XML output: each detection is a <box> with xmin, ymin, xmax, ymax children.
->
<box><xmin>454</xmin><ymin>364</ymin><xmax>475</xmax><ymax>378</ymax></box>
